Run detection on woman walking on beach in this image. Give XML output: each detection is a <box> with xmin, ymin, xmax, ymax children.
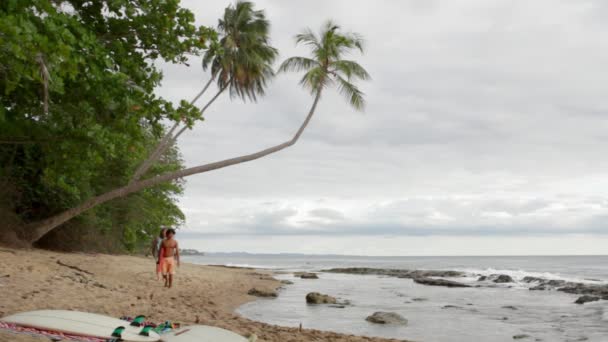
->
<box><xmin>151</xmin><ymin>227</ymin><xmax>167</xmax><ymax>280</ymax></box>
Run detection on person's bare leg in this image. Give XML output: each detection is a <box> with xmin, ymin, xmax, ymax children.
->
<box><xmin>168</xmin><ymin>274</ymin><xmax>173</xmax><ymax>288</ymax></box>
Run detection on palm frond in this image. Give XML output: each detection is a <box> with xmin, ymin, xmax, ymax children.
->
<box><xmin>278</xmin><ymin>57</ymin><xmax>319</xmax><ymax>73</ymax></box>
<box><xmin>335</xmin><ymin>74</ymin><xmax>365</xmax><ymax>111</ymax></box>
<box><xmin>331</xmin><ymin>60</ymin><xmax>370</xmax><ymax>81</ymax></box>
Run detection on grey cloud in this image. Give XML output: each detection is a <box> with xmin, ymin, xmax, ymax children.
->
<box><xmin>158</xmin><ymin>0</ymin><xmax>608</xmax><ymax>254</ymax></box>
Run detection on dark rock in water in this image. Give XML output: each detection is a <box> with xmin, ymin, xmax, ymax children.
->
<box><xmin>477</xmin><ymin>275</ymin><xmax>488</xmax><ymax>281</ymax></box>
<box><xmin>513</xmin><ymin>334</ymin><xmax>531</xmax><ymax>340</ymax></box>
<box><xmin>442</xmin><ymin>305</ymin><xmax>462</xmax><ymax>309</ymax></box>
<box><xmin>493</xmin><ymin>274</ymin><xmax>514</xmax><ymax>283</ymax></box>
<box><xmin>306</xmin><ymin>292</ymin><xmax>337</xmax><ymax>304</ymax></box>
<box><xmin>328</xmin><ymin>304</ymin><xmax>346</xmax><ymax>308</ymax></box>
<box><xmin>323</xmin><ymin>267</ymin><xmax>464</xmax><ymax>279</ymax></box>
<box><xmin>280</xmin><ymin>280</ymin><xmax>294</xmax><ymax>285</ymax></box>
<box><xmin>412</xmin><ymin>297</ymin><xmax>428</xmax><ymax>302</ymax></box>
<box><xmin>365</xmin><ymin>312</ymin><xmax>408</xmax><ymax>325</ymax></box>
<box><xmin>545</xmin><ymin>279</ymin><xmax>566</xmax><ymax>287</ymax></box>
<box><xmin>558</xmin><ymin>283</ymin><xmax>608</xmax><ymax>298</ymax></box>
<box><xmin>248</xmin><ymin>288</ymin><xmax>278</xmax><ymax>298</ymax></box>
<box><xmin>529</xmin><ymin>285</ymin><xmax>547</xmax><ymax>291</ymax></box>
<box><xmin>502</xmin><ymin>305</ymin><xmax>518</xmax><ymax>310</ymax></box>
<box><xmin>413</xmin><ymin>277</ymin><xmax>470</xmax><ymax>288</ymax></box>
<box><xmin>522</xmin><ymin>276</ymin><xmax>545</xmax><ymax>283</ymax></box>
<box><xmin>574</xmin><ymin>295</ymin><xmax>600</xmax><ymax>304</ymax></box>
<box><xmin>294</xmin><ymin>272</ymin><xmax>319</xmax><ymax>279</ymax></box>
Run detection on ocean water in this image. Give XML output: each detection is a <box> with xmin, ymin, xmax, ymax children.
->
<box><xmin>184</xmin><ymin>254</ymin><xmax>608</xmax><ymax>342</ymax></box>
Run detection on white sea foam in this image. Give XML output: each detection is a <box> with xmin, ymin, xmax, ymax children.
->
<box><xmin>453</xmin><ymin>267</ymin><xmax>608</xmax><ymax>285</ymax></box>
<box><xmin>224</xmin><ymin>263</ymin><xmax>283</xmax><ymax>269</ymax></box>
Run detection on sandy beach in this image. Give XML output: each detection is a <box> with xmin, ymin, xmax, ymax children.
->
<box><xmin>0</xmin><ymin>248</ymin><xmax>406</xmax><ymax>342</ymax></box>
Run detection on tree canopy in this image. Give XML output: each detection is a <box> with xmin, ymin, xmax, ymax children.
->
<box><xmin>0</xmin><ymin>0</ymin><xmax>209</xmax><ymax>251</ymax></box>
<box><xmin>0</xmin><ymin>1</ymin><xmax>369</xmax><ymax>251</ymax></box>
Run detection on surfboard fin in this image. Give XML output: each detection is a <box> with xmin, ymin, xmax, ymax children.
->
<box><xmin>111</xmin><ymin>326</ymin><xmax>125</xmax><ymax>338</ymax></box>
<box><xmin>139</xmin><ymin>325</ymin><xmax>154</xmax><ymax>336</ymax></box>
<box><xmin>130</xmin><ymin>315</ymin><xmax>146</xmax><ymax>327</ymax></box>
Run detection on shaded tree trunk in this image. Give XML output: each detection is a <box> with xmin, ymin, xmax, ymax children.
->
<box><xmin>26</xmin><ymin>90</ymin><xmax>323</xmax><ymax>243</ymax></box>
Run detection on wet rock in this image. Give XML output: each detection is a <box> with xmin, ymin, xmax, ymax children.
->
<box><xmin>280</xmin><ymin>280</ymin><xmax>294</xmax><ymax>285</ymax></box>
<box><xmin>522</xmin><ymin>276</ymin><xmax>545</xmax><ymax>283</ymax></box>
<box><xmin>306</xmin><ymin>292</ymin><xmax>337</xmax><ymax>304</ymax></box>
<box><xmin>477</xmin><ymin>276</ymin><xmax>488</xmax><ymax>281</ymax></box>
<box><xmin>558</xmin><ymin>283</ymin><xmax>608</xmax><ymax>297</ymax></box>
<box><xmin>574</xmin><ymin>295</ymin><xmax>600</xmax><ymax>305</ymax></box>
<box><xmin>413</xmin><ymin>277</ymin><xmax>470</xmax><ymax>288</ymax></box>
<box><xmin>248</xmin><ymin>288</ymin><xmax>278</xmax><ymax>298</ymax></box>
<box><xmin>442</xmin><ymin>305</ymin><xmax>462</xmax><ymax>309</ymax></box>
<box><xmin>529</xmin><ymin>285</ymin><xmax>547</xmax><ymax>291</ymax></box>
<box><xmin>323</xmin><ymin>267</ymin><xmax>464</xmax><ymax>279</ymax></box>
<box><xmin>502</xmin><ymin>305</ymin><xmax>518</xmax><ymax>310</ymax></box>
<box><xmin>365</xmin><ymin>312</ymin><xmax>408</xmax><ymax>325</ymax></box>
<box><xmin>328</xmin><ymin>304</ymin><xmax>346</xmax><ymax>308</ymax></box>
<box><xmin>513</xmin><ymin>334</ymin><xmax>531</xmax><ymax>340</ymax></box>
<box><xmin>493</xmin><ymin>275</ymin><xmax>514</xmax><ymax>283</ymax></box>
<box><xmin>412</xmin><ymin>297</ymin><xmax>428</xmax><ymax>302</ymax></box>
<box><xmin>294</xmin><ymin>272</ymin><xmax>319</xmax><ymax>279</ymax></box>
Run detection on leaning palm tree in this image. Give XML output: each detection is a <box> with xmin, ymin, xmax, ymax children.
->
<box><xmin>130</xmin><ymin>1</ymin><xmax>278</xmax><ymax>183</ymax></box>
<box><xmin>26</xmin><ymin>20</ymin><xmax>368</xmax><ymax>244</ymax></box>
<box><xmin>279</xmin><ymin>20</ymin><xmax>370</xmax><ymax>111</ymax></box>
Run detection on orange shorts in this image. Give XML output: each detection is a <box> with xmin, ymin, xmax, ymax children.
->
<box><xmin>162</xmin><ymin>257</ymin><xmax>175</xmax><ymax>275</ymax></box>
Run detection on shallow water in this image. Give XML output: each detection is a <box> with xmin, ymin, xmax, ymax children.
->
<box><xmin>185</xmin><ymin>254</ymin><xmax>608</xmax><ymax>341</ymax></box>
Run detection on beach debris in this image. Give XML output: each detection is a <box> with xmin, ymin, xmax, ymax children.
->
<box><xmin>294</xmin><ymin>272</ymin><xmax>319</xmax><ymax>279</ymax></box>
<box><xmin>413</xmin><ymin>277</ymin><xmax>471</xmax><ymax>288</ymax></box>
<box><xmin>247</xmin><ymin>288</ymin><xmax>278</xmax><ymax>298</ymax></box>
<box><xmin>56</xmin><ymin>260</ymin><xmax>94</xmax><ymax>275</ymax></box>
<box><xmin>574</xmin><ymin>295</ymin><xmax>600</xmax><ymax>305</ymax></box>
<box><xmin>306</xmin><ymin>292</ymin><xmax>337</xmax><ymax>304</ymax></box>
<box><xmin>365</xmin><ymin>312</ymin><xmax>408</xmax><ymax>325</ymax></box>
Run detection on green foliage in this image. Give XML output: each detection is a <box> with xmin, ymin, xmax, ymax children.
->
<box><xmin>203</xmin><ymin>1</ymin><xmax>278</xmax><ymax>101</ymax></box>
<box><xmin>0</xmin><ymin>0</ymin><xmax>206</xmax><ymax>251</ymax></box>
<box><xmin>279</xmin><ymin>20</ymin><xmax>370</xmax><ymax>110</ymax></box>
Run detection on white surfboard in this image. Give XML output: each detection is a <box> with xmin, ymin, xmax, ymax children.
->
<box><xmin>1</xmin><ymin>310</ymin><xmax>160</xmax><ymax>342</ymax></box>
<box><xmin>160</xmin><ymin>325</ymin><xmax>248</xmax><ymax>342</ymax></box>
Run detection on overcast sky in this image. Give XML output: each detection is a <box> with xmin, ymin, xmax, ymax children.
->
<box><xmin>157</xmin><ymin>0</ymin><xmax>608</xmax><ymax>255</ymax></box>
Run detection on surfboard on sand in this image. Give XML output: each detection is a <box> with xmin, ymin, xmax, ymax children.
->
<box><xmin>1</xmin><ymin>310</ymin><xmax>160</xmax><ymax>342</ymax></box>
<box><xmin>160</xmin><ymin>325</ymin><xmax>249</xmax><ymax>342</ymax></box>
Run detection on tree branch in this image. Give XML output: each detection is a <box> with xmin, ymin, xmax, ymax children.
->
<box><xmin>28</xmin><ymin>89</ymin><xmax>323</xmax><ymax>243</ymax></box>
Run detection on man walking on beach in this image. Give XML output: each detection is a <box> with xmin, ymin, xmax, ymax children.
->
<box><xmin>161</xmin><ymin>228</ymin><xmax>180</xmax><ymax>288</ymax></box>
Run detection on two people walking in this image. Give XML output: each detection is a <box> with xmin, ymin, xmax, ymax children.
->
<box><xmin>151</xmin><ymin>227</ymin><xmax>180</xmax><ymax>288</ymax></box>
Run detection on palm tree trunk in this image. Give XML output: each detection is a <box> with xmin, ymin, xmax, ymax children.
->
<box><xmin>129</xmin><ymin>77</ymin><xmax>216</xmax><ymax>183</ymax></box>
<box><xmin>27</xmin><ymin>89</ymin><xmax>323</xmax><ymax>243</ymax></box>
<box><xmin>171</xmin><ymin>84</ymin><xmax>229</xmax><ymax>143</ymax></box>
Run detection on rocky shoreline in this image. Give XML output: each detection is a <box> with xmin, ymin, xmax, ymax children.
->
<box><xmin>323</xmin><ymin>267</ymin><xmax>608</xmax><ymax>304</ymax></box>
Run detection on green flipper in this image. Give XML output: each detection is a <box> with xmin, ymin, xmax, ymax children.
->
<box><xmin>139</xmin><ymin>325</ymin><xmax>153</xmax><ymax>336</ymax></box>
<box><xmin>130</xmin><ymin>315</ymin><xmax>146</xmax><ymax>327</ymax></box>
<box><xmin>112</xmin><ymin>326</ymin><xmax>126</xmax><ymax>338</ymax></box>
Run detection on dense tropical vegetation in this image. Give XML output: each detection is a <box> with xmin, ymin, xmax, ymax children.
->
<box><xmin>0</xmin><ymin>0</ymin><xmax>369</xmax><ymax>252</ymax></box>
